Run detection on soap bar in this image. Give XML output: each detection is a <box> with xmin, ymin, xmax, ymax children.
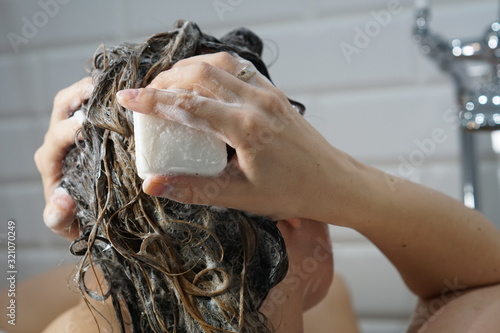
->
<box><xmin>133</xmin><ymin>112</ymin><xmax>227</xmax><ymax>179</ymax></box>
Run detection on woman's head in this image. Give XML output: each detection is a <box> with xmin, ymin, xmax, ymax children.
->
<box><xmin>61</xmin><ymin>21</ymin><xmax>290</xmax><ymax>332</ymax></box>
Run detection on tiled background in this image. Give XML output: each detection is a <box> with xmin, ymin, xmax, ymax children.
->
<box><xmin>1</xmin><ymin>0</ymin><xmax>500</xmax><ymax>332</ymax></box>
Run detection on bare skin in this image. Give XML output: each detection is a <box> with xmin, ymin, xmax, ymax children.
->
<box><xmin>1</xmin><ymin>220</ymin><xmax>335</xmax><ymax>333</ymax></box>
<box><xmin>303</xmin><ymin>274</ymin><xmax>360</xmax><ymax>333</ymax></box>
<box><xmin>34</xmin><ymin>77</ymin><xmax>93</xmax><ymax>239</ymax></box>
<box><xmin>34</xmin><ymin>52</ymin><xmax>500</xmax><ymax>332</ymax></box>
<box><xmin>0</xmin><ymin>265</ymin><xmax>80</xmax><ymax>333</ymax></box>
<box><xmin>2</xmin><ymin>265</ymin><xmax>357</xmax><ymax>333</ymax></box>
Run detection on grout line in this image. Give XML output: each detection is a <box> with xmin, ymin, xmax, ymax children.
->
<box><xmin>0</xmin><ymin>0</ymin><xmax>496</xmax><ymax>58</ymax></box>
<box><xmin>279</xmin><ymin>77</ymin><xmax>452</xmax><ymax>97</ymax></box>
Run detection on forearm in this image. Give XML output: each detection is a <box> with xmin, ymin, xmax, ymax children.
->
<box><xmin>114</xmin><ymin>51</ymin><xmax>500</xmax><ymax>300</ymax></box>
<box><xmin>312</xmin><ymin>154</ymin><xmax>500</xmax><ymax>299</ymax></box>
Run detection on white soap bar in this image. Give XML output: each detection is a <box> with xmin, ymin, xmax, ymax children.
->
<box><xmin>133</xmin><ymin>112</ymin><xmax>227</xmax><ymax>179</ymax></box>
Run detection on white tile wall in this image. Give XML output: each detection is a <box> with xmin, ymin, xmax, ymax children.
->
<box><xmin>1</xmin><ymin>0</ymin><xmax>499</xmax><ymax>332</ymax></box>
<box><xmin>257</xmin><ymin>11</ymin><xmax>418</xmax><ymax>94</ymax></box>
<box><xmin>304</xmin><ymin>83</ymin><xmax>460</xmax><ymax>163</ymax></box>
<box><xmin>0</xmin><ymin>183</ymin><xmax>66</xmax><ymax>247</ymax></box>
<box><xmin>38</xmin><ymin>44</ymin><xmax>112</xmax><ymax>102</ymax></box>
<box><xmin>0</xmin><ymin>0</ymin><xmax>121</xmax><ymax>53</ymax></box>
<box><xmin>125</xmin><ymin>0</ymin><xmax>309</xmax><ymax>38</ymax></box>
<box><xmin>0</xmin><ymin>118</ymin><xmax>48</xmax><ymax>182</ymax></box>
<box><xmin>0</xmin><ymin>53</ymin><xmax>43</xmax><ymax>116</ymax></box>
<box><xmin>333</xmin><ymin>243</ymin><xmax>417</xmax><ymax>317</ymax></box>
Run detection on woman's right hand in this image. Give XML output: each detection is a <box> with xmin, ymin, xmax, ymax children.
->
<box><xmin>116</xmin><ymin>52</ymin><xmax>360</xmax><ymax>223</ymax></box>
<box><xmin>34</xmin><ymin>77</ymin><xmax>93</xmax><ymax>239</ymax></box>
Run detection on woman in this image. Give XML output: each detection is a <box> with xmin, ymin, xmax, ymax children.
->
<box><xmin>36</xmin><ymin>22</ymin><xmax>500</xmax><ymax>333</ymax></box>
<box><xmin>34</xmin><ymin>21</ymin><xmax>334</xmax><ymax>333</ymax></box>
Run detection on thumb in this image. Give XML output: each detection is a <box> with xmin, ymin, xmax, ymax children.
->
<box><xmin>142</xmin><ymin>168</ymin><xmax>242</xmax><ymax>207</ymax></box>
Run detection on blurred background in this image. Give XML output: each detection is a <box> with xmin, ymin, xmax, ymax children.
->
<box><xmin>0</xmin><ymin>0</ymin><xmax>499</xmax><ymax>332</ymax></box>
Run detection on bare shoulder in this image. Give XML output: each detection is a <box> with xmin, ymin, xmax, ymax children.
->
<box><xmin>303</xmin><ymin>274</ymin><xmax>360</xmax><ymax>333</ymax></box>
<box><xmin>42</xmin><ymin>303</ymin><xmax>92</xmax><ymax>333</ymax></box>
<box><xmin>409</xmin><ymin>282</ymin><xmax>500</xmax><ymax>333</ymax></box>
<box><xmin>43</xmin><ymin>299</ymin><xmax>120</xmax><ymax>333</ymax></box>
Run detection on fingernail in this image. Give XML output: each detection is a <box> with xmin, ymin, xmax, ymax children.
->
<box><xmin>44</xmin><ymin>188</ymin><xmax>76</xmax><ymax>229</ymax></box>
<box><xmin>117</xmin><ymin>89</ymin><xmax>139</xmax><ymax>102</ymax></box>
<box><xmin>52</xmin><ymin>187</ymin><xmax>75</xmax><ymax>211</ymax></box>
<box><xmin>143</xmin><ymin>177</ymin><xmax>170</xmax><ymax>197</ymax></box>
<box><xmin>43</xmin><ymin>204</ymin><xmax>62</xmax><ymax>229</ymax></box>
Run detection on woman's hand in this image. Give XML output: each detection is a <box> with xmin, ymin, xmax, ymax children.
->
<box><xmin>117</xmin><ymin>52</ymin><xmax>357</xmax><ymax>221</ymax></box>
<box><xmin>34</xmin><ymin>77</ymin><xmax>93</xmax><ymax>239</ymax></box>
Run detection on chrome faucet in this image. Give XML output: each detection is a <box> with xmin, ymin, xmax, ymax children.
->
<box><xmin>414</xmin><ymin>1</ymin><xmax>500</xmax><ymax>210</ymax></box>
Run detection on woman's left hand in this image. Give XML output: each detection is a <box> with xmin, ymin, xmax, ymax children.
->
<box><xmin>34</xmin><ymin>77</ymin><xmax>93</xmax><ymax>239</ymax></box>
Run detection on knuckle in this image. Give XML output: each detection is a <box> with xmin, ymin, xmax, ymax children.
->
<box><xmin>77</xmin><ymin>77</ymin><xmax>93</xmax><ymax>95</ymax></box>
<box><xmin>192</xmin><ymin>61</ymin><xmax>214</xmax><ymax>80</ymax></box>
<box><xmin>241</xmin><ymin>111</ymin><xmax>263</xmax><ymax>133</ymax></box>
<box><xmin>149</xmin><ymin>88</ymin><xmax>169</xmax><ymax>108</ymax></box>
<box><xmin>53</xmin><ymin>89</ymin><xmax>66</xmax><ymax>105</ymax></box>
<box><xmin>176</xmin><ymin>92</ymin><xmax>196</xmax><ymax>111</ymax></box>
<box><xmin>215</xmin><ymin>51</ymin><xmax>236</xmax><ymax>64</ymax></box>
<box><xmin>174</xmin><ymin>92</ymin><xmax>205</xmax><ymax>117</ymax></box>
<box><xmin>270</xmin><ymin>86</ymin><xmax>288</xmax><ymax>102</ymax></box>
<box><xmin>151</xmin><ymin>70</ymin><xmax>170</xmax><ymax>83</ymax></box>
<box><xmin>255</xmin><ymin>89</ymin><xmax>282</xmax><ymax>112</ymax></box>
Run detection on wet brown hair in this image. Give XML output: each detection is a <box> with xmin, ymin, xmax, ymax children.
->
<box><xmin>61</xmin><ymin>21</ymin><xmax>291</xmax><ymax>333</ymax></box>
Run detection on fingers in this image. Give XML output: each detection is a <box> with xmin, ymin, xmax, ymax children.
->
<box><xmin>35</xmin><ymin>77</ymin><xmax>93</xmax><ymax>240</ymax></box>
<box><xmin>141</xmin><ymin>170</ymin><xmax>261</xmax><ymax>216</ymax></box>
<box><xmin>50</xmin><ymin>77</ymin><xmax>93</xmax><ymax>125</ymax></box>
<box><xmin>35</xmin><ymin>115</ymin><xmax>85</xmax><ymax>198</ymax></box>
<box><xmin>116</xmin><ymin>52</ymin><xmax>315</xmax><ymax>220</ymax></box>
<box><xmin>117</xmin><ymin>87</ymin><xmax>245</xmax><ymax>148</ymax></box>
<box><xmin>171</xmin><ymin>52</ymin><xmax>246</xmax><ymax>74</ymax></box>
<box><xmin>141</xmin><ymin>166</ymin><xmax>291</xmax><ymax>221</ymax></box>
<box><xmin>35</xmin><ymin>115</ymin><xmax>84</xmax><ymax>240</ymax></box>
<box><xmin>51</xmin><ymin>114</ymin><xmax>85</xmax><ymax>148</ymax></box>
<box><xmin>147</xmin><ymin>53</ymin><xmax>274</xmax><ymax>97</ymax></box>
<box><xmin>43</xmin><ymin>187</ymin><xmax>80</xmax><ymax>240</ymax></box>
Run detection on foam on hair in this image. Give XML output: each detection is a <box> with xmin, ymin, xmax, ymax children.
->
<box><xmin>61</xmin><ymin>20</ymin><xmax>289</xmax><ymax>333</ymax></box>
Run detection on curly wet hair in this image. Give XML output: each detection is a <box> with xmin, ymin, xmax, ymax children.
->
<box><xmin>60</xmin><ymin>20</ymin><xmax>293</xmax><ymax>333</ymax></box>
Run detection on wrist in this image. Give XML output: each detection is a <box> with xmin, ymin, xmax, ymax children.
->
<box><xmin>302</xmin><ymin>149</ymin><xmax>374</xmax><ymax>228</ymax></box>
